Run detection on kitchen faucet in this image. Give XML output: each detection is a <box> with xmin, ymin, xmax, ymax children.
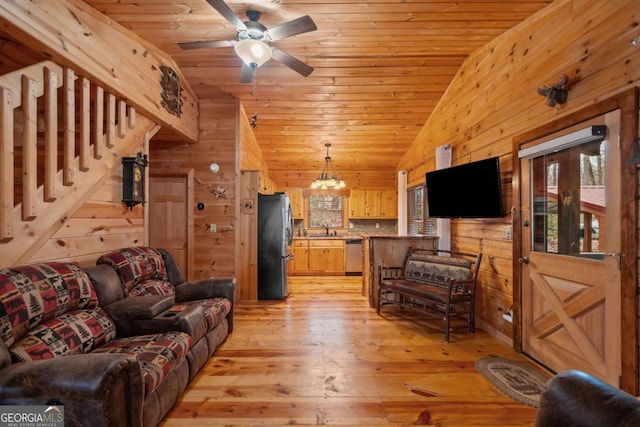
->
<box><xmin>324</xmin><ymin>224</ymin><xmax>329</xmax><ymax>236</ymax></box>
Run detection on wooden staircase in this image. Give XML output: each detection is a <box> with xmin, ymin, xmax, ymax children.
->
<box><xmin>0</xmin><ymin>60</ymin><xmax>158</xmax><ymax>268</ymax></box>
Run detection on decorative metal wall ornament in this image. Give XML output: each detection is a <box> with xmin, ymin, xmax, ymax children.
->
<box><xmin>210</xmin><ymin>185</ymin><xmax>228</xmax><ymax>200</ymax></box>
<box><xmin>537</xmin><ymin>74</ymin><xmax>569</xmax><ymax>107</ymax></box>
<box><xmin>160</xmin><ymin>65</ymin><xmax>183</xmax><ymax>117</ymax></box>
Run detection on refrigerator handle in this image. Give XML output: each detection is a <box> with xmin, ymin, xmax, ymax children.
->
<box><xmin>286</xmin><ymin>203</ymin><xmax>294</xmax><ymax>246</ymax></box>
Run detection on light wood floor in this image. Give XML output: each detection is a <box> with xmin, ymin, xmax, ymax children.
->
<box><xmin>161</xmin><ymin>276</ymin><xmax>540</xmax><ymax>426</ymax></box>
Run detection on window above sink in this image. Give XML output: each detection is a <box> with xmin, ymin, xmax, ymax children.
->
<box><xmin>308</xmin><ymin>195</ymin><xmax>345</xmax><ymax>229</ymax></box>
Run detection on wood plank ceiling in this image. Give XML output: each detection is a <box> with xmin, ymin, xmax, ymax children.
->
<box><xmin>84</xmin><ymin>0</ymin><xmax>553</xmax><ymax>187</ymax></box>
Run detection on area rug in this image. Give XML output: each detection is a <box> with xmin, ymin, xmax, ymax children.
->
<box><xmin>475</xmin><ymin>356</ymin><xmax>550</xmax><ymax>407</ymax></box>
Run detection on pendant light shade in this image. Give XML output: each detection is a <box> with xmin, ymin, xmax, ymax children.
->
<box><xmin>310</xmin><ymin>143</ymin><xmax>346</xmax><ymax>189</ymax></box>
<box><xmin>234</xmin><ymin>39</ymin><xmax>272</xmax><ymax>67</ymax></box>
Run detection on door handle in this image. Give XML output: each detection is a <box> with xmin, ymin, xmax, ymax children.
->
<box><xmin>606</xmin><ymin>252</ymin><xmax>622</xmax><ymax>270</ymax></box>
<box><xmin>518</xmin><ymin>257</ymin><xmax>529</xmax><ymax>264</ymax></box>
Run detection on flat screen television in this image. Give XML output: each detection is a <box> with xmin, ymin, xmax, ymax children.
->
<box><xmin>425</xmin><ymin>156</ymin><xmax>504</xmax><ymax>218</ymax></box>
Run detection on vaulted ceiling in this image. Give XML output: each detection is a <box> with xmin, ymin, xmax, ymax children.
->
<box><xmin>85</xmin><ymin>0</ymin><xmax>552</xmax><ymax>186</ymax></box>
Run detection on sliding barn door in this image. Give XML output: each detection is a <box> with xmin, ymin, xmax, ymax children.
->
<box><xmin>518</xmin><ymin>112</ymin><xmax>621</xmax><ymax>385</ymax></box>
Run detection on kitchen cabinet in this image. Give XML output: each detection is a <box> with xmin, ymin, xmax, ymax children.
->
<box><xmin>290</xmin><ymin>238</ymin><xmax>345</xmax><ymax>275</ymax></box>
<box><xmin>349</xmin><ymin>189</ymin><xmax>397</xmax><ymax>219</ymax></box>
<box><xmin>348</xmin><ymin>189</ymin><xmax>368</xmax><ymax>218</ymax></box>
<box><xmin>288</xmin><ymin>189</ymin><xmax>304</xmax><ymax>219</ymax></box>
<box><xmin>379</xmin><ymin>189</ymin><xmax>398</xmax><ymax>217</ymax></box>
<box><xmin>291</xmin><ymin>240</ymin><xmax>308</xmax><ymax>273</ymax></box>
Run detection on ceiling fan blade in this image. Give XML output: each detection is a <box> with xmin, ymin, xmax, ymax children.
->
<box><xmin>178</xmin><ymin>39</ymin><xmax>235</xmax><ymax>50</ymax></box>
<box><xmin>271</xmin><ymin>47</ymin><xmax>314</xmax><ymax>77</ymax></box>
<box><xmin>265</xmin><ymin>15</ymin><xmax>317</xmax><ymax>41</ymax></box>
<box><xmin>240</xmin><ymin>62</ymin><xmax>253</xmax><ymax>83</ymax></box>
<box><xmin>205</xmin><ymin>0</ymin><xmax>247</xmax><ymax>30</ymax></box>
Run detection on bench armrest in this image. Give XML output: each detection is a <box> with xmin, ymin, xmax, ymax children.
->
<box><xmin>378</xmin><ymin>265</ymin><xmax>404</xmax><ymax>280</ymax></box>
<box><xmin>450</xmin><ymin>278</ymin><xmax>475</xmax><ymax>295</ymax></box>
<box><xmin>0</xmin><ymin>354</ymin><xmax>144</xmax><ymax>426</ymax></box>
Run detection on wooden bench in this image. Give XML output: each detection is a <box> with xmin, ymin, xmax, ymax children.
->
<box><xmin>377</xmin><ymin>247</ymin><xmax>482</xmax><ymax>342</ymax></box>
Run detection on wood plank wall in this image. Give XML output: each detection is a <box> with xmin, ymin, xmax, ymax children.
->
<box><xmin>397</xmin><ymin>0</ymin><xmax>640</xmax><ymax>343</ymax></box>
<box><xmin>0</xmin><ymin>0</ymin><xmax>199</xmax><ymax>142</ymax></box>
<box><xmin>151</xmin><ymin>99</ymin><xmax>240</xmax><ymax>280</ymax></box>
<box><xmin>26</xmin><ymin>155</ymin><xmax>145</xmax><ymax>267</ymax></box>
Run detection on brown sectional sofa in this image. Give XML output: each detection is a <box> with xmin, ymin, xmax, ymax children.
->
<box><xmin>0</xmin><ymin>246</ymin><xmax>235</xmax><ymax>427</ymax></box>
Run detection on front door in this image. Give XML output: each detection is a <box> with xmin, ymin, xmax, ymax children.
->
<box><xmin>518</xmin><ymin>112</ymin><xmax>621</xmax><ymax>385</ymax></box>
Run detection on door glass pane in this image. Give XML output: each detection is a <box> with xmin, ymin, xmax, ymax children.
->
<box><xmin>531</xmin><ymin>139</ymin><xmax>605</xmax><ymax>259</ymax></box>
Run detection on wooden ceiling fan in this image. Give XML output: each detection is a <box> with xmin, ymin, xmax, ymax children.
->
<box><xmin>178</xmin><ymin>0</ymin><xmax>317</xmax><ymax>83</ymax></box>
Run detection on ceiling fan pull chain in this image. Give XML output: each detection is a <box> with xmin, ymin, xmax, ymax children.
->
<box><xmin>250</xmin><ymin>65</ymin><xmax>258</xmax><ymax>128</ymax></box>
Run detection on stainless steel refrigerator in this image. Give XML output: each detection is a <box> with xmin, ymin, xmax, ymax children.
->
<box><xmin>258</xmin><ymin>193</ymin><xmax>294</xmax><ymax>300</ymax></box>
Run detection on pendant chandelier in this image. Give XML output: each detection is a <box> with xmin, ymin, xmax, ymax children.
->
<box><xmin>310</xmin><ymin>143</ymin><xmax>346</xmax><ymax>189</ymax></box>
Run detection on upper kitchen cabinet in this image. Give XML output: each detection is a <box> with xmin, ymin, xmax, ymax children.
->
<box><xmin>288</xmin><ymin>189</ymin><xmax>304</xmax><ymax>219</ymax></box>
<box><xmin>349</xmin><ymin>189</ymin><xmax>397</xmax><ymax>219</ymax></box>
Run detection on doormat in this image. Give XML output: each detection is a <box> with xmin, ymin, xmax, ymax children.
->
<box><xmin>475</xmin><ymin>356</ymin><xmax>550</xmax><ymax>407</ymax></box>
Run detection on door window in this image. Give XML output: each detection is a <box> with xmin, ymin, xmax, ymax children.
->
<box><xmin>530</xmin><ymin>139</ymin><xmax>605</xmax><ymax>259</ymax></box>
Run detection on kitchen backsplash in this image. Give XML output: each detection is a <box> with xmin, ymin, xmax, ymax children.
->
<box><xmin>294</xmin><ymin>219</ymin><xmax>397</xmax><ymax>236</ymax></box>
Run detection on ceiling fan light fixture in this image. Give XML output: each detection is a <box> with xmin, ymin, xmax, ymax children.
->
<box><xmin>234</xmin><ymin>39</ymin><xmax>272</xmax><ymax>67</ymax></box>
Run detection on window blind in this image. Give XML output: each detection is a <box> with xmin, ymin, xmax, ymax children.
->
<box><xmin>408</xmin><ymin>185</ymin><xmax>424</xmax><ymax>235</ymax></box>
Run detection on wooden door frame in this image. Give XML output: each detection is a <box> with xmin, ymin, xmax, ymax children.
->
<box><xmin>512</xmin><ymin>88</ymin><xmax>638</xmax><ymax>393</ymax></box>
<box><xmin>148</xmin><ymin>168</ymin><xmax>195</xmax><ymax>281</ymax></box>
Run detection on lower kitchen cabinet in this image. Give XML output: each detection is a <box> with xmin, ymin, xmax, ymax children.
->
<box><xmin>290</xmin><ymin>239</ymin><xmax>345</xmax><ymax>275</ymax></box>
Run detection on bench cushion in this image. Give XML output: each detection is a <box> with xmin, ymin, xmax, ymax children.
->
<box><xmin>404</xmin><ymin>253</ymin><xmax>471</xmax><ymax>285</ymax></box>
<box><xmin>0</xmin><ymin>263</ymin><xmax>98</xmax><ymax>347</ymax></box>
<box><xmin>381</xmin><ymin>279</ymin><xmax>471</xmax><ymax>304</ymax></box>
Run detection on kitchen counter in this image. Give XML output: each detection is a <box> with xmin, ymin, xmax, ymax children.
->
<box><xmin>293</xmin><ymin>234</ymin><xmax>437</xmax><ymax>241</ymax></box>
<box><xmin>365</xmin><ymin>234</ymin><xmax>438</xmax><ymax>239</ymax></box>
<box><xmin>293</xmin><ymin>235</ymin><xmax>361</xmax><ymax>240</ymax></box>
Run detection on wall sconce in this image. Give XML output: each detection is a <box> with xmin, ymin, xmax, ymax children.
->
<box><xmin>122</xmin><ymin>152</ymin><xmax>149</xmax><ymax>209</ymax></box>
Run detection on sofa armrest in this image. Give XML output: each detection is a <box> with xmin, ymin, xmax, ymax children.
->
<box><xmin>112</xmin><ymin>304</ymin><xmax>208</xmax><ymax>341</ymax></box>
<box><xmin>0</xmin><ymin>354</ymin><xmax>144</xmax><ymax>427</ymax></box>
<box><xmin>174</xmin><ymin>277</ymin><xmax>236</xmax><ymax>303</ymax></box>
<box><xmin>174</xmin><ymin>277</ymin><xmax>236</xmax><ymax>333</ymax></box>
<box><xmin>535</xmin><ymin>370</ymin><xmax>640</xmax><ymax>427</ymax></box>
<box><xmin>104</xmin><ymin>295</ymin><xmax>175</xmax><ymax>321</ymax></box>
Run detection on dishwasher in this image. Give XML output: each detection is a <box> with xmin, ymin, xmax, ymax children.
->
<box><xmin>345</xmin><ymin>238</ymin><xmax>363</xmax><ymax>276</ymax></box>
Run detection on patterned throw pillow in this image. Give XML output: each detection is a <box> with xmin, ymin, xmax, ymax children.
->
<box><xmin>0</xmin><ymin>263</ymin><xmax>98</xmax><ymax>347</ymax></box>
<box><xmin>9</xmin><ymin>308</ymin><xmax>116</xmax><ymax>362</ymax></box>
